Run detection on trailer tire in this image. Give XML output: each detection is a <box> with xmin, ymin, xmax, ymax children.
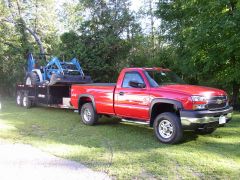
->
<box><xmin>154</xmin><ymin>112</ymin><xmax>183</xmax><ymax>144</ymax></box>
<box><xmin>16</xmin><ymin>91</ymin><xmax>23</xmax><ymax>106</ymax></box>
<box><xmin>80</xmin><ymin>103</ymin><xmax>98</xmax><ymax>125</ymax></box>
<box><xmin>22</xmin><ymin>93</ymin><xmax>31</xmax><ymax>109</ymax></box>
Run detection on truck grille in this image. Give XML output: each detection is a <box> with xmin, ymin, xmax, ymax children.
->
<box><xmin>207</xmin><ymin>96</ymin><xmax>228</xmax><ymax>110</ymax></box>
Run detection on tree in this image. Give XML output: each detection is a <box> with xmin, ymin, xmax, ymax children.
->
<box><xmin>57</xmin><ymin>0</ymin><xmax>84</xmax><ymax>32</ymax></box>
<box><xmin>156</xmin><ymin>0</ymin><xmax>240</xmax><ymax>106</ymax></box>
<box><xmin>59</xmin><ymin>0</ymin><xmax>141</xmax><ymax>82</ymax></box>
<box><xmin>0</xmin><ymin>0</ymin><xmax>59</xmax><ymax>95</ymax></box>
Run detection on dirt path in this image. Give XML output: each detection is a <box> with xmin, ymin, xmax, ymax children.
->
<box><xmin>0</xmin><ymin>141</ymin><xmax>110</xmax><ymax>180</ymax></box>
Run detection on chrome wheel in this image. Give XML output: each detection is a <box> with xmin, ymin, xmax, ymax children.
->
<box><xmin>83</xmin><ymin>108</ymin><xmax>92</xmax><ymax>122</ymax></box>
<box><xmin>80</xmin><ymin>103</ymin><xmax>98</xmax><ymax>125</ymax></box>
<box><xmin>158</xmin><ymin>120</ymin><xmax>174</xmax><ymax>139</ymax></box>
<box><xmin>17</xmin><ymin>95</ymin><xmax>21</xmax><ymax>105</ymax></box>
<box><xmin>23</xmin><ymin>96</ymin><xmax>27</xmax><ymax>107</ymax></box>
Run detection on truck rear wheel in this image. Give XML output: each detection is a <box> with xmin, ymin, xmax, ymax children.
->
<box><xmin>80</xmin><ymin>103</ymin><xmax>98</xmax><ymax>125</ymax></box>
<box><xmin>154</xmin><ymin>112</ymin><xmax>183</xmax><ymax>144</ymax></box>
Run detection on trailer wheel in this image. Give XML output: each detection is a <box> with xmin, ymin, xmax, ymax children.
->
<box><xmin>22</xmin><ymin>93</ymin><xmax>31</xmax><ymax>109</ymax></box>
<box><xmin>154</xmin><ymin>112</ymin><xmax>183</xmax><ymax>144</ymax></box>
<box><xmin>16</xmin><ymin>91</ymin><xmax>23</xmax><ymax>106</ymax></box>
<box><xmin>80</xmin><ymin>103</ymin><xmax>98</xmax><ymax>125</ymax></box>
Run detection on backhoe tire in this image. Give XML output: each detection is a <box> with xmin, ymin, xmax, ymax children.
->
<box><xmin>25</xmin><ymin>72</ymin><xmax>38</xmax><ymax>85</ymax></box>
<box><xmin>154</xmin><ymin>112</ymin><xmax>183</xmax><ymax>144</ymax></box>
<box><xmin>49</xmin><ymin>74</ymin><xmax>57</xmax><ymax>85</ymax></box>
<box><xmin>80</xmin><ymin>103</ymin><xmax>98</xmax><ymax>125</ymax></box>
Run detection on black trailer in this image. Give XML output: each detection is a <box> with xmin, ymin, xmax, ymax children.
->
<box><xmin>16</xmin><ymin>83</ymin><xmax>73</xmax><ymax>109</ymax></box>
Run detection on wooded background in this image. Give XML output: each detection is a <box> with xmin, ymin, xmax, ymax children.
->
<box><xmin>0</xmin><ymin>0</ymin><xmax>240</xmax><ymax>106</ymax></box>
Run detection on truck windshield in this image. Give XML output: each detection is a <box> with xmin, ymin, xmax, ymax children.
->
<box><xmin>144</xmin><ymin>70</ymin><xmax>185</xmax><ymax>87</ymax></box>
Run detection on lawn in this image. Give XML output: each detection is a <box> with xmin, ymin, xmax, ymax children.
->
<box><xmin>0</xmin><ymin>99</ymin><xmax>239</xmax><ymax>179</ymax></box>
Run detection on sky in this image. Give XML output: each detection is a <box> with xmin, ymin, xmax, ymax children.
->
<box><xmin>56</xmin><ymin>0</ymin><xmax>143</xmax><ymax>11</ymax></box>
<box><xmin>131</xmin><ymin>0</ymin><xmax>143</xmax><ymax>11</ymax></box>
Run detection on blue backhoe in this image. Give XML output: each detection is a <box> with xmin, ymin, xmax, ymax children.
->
<box><xmin>25</xmin><ymin>53</ymin><xmax>91</xmax><ymax>85</ymax></box>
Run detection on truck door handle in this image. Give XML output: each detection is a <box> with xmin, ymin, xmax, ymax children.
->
<box><xmin>119</xmin><ymin>92</ymin><xmax>124</xmax><ymax>96</ymax></box>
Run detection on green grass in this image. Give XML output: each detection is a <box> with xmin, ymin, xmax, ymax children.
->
<box><xmin>0</xmin><ymin>99</ymin><xmax>240</xmax><ymax>179</ymax></box>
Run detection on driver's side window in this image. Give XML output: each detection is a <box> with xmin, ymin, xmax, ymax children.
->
<box><xmin>122</xmin><ymin>72</ymin><xmax>144</xmax><ymax>88</ymax></box>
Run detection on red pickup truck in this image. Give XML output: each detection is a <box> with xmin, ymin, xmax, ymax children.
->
<box><xmin>71</xmin><ymin>67</ymin><xmax>233</xmax><ymax>144</ymax></box>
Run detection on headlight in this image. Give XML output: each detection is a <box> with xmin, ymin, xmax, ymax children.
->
<box><xmin>191</xmin><ymin>96</ymin><xmax>207</xmax><ymax>102</ymax></box>
<box><xmin>191</xmin><ymin>96</ymin><xmax>207</xmax><ymax>110</ymax></box>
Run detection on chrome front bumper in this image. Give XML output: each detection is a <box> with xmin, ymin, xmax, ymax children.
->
<box><xmin>180</xmin><ymin>106</ymin><xmax>233</xmax><ymax>129</ymax></box>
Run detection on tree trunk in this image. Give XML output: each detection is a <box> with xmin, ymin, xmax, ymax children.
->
<box><xmin>25</xmin><ymin>27</ymin><xmax>45</xmax><ymax>55</ymax></box>
<box><xmin>15</xmin><ymin>0</ymin><xmax>45</xmax><ymax>56</ymax></box>
<box><xmin>231</xmin><ymin>81</ymin><xmax>239</xmax><ymax>108</ymax></box>
<box><xmin>149</xmin><ymin>0</ymin><xmax>155</xmax><ymax>56</ymax></box>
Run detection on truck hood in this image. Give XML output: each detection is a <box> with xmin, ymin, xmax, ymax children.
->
<box><xmin>158</xmin><ymin>84</ymin><xmax>226</xmax><ymax>97</ymax></box>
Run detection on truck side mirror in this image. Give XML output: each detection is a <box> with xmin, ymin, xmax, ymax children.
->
<box><xmin>129</xmin><ymin>81</ymin><xmax>146</xmax><ymax>88</ymax></box>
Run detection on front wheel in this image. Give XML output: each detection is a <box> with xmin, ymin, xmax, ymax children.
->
<box><xmin>80</xmin><ymin>103</ymin><xmax>98</xmax><ymax>125</ymax></box>
<box><xmin>154</xmin><ymin>112</ymin><xmax>183</xmax><ymax>144</ymax></box>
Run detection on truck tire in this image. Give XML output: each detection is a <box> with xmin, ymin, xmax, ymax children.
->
<box><xmin>22</xmin><ymin>93</ymin><xmax>31</xmax><ymax>109</ymax></box>
<box><xmin>154</xmin><ymin>112</ymin><xmax>183</xmax><ymax>144</ymax></box>
<box><xmin>16</xmin><ymin>91</ymin><xmax>23</xmax><ymax>106</ymax></box>
<box><xmin>80</xmin><ymin>103</ymin><xmax>98</xmax><ymax>125</ymax></box>
<box><xmin>25</xmin><ymin>72</ymin><xmax>38</xmax><ymax>85</ymax></box>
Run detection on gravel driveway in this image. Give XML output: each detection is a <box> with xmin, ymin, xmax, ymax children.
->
<box><xmin>0</xmin><ymin>141</ymin><xmax>110</xmax><ymax>180</ymax></box>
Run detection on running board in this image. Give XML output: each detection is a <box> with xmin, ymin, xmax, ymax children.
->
<box><xmin>121</xmin><ymin>119</ymin><xmax>150</xmax><ymax>125</ymax></box>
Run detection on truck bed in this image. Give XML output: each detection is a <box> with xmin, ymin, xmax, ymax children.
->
<box><xmin>71</xmin><ymin>83</ymin><xmax>116</xmax><ymax>115</ymax></box>
<box><xmin>74</xmin><ymin>83</ymin><xmax>116</xmax><ymax>87</ymax></box>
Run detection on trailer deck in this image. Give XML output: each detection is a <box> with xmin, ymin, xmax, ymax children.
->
<box><xmin>16</xmin><ymin>83</ymin><xmax>74</xmax><ymax>109</ymax></box>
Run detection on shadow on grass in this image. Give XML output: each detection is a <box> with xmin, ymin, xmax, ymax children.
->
<box><xmin>1</xmin><ymin>99</ymin><xmax>240</xmax><ymax>157</ymax></box>
<box><xmin>182</xmin><ymin>131</ymin><xmax>198</xmax><ymax>143</ymax></box>
<box><xmin>97</xmin><ymin>117</ymin><xmax>122</xmax><ymax>125</ymax></box>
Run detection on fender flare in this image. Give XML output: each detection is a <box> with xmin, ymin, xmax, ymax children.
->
<box><xmin>78</xmin><ymin>94</ymin><xmax>96</xmax><ymax>111</ymax></box>
<box><xmin>32</xmin><ymin>69</ymin><xmax>43</xmax><ymax>82</ymax></box>
<box><xmin>149</xmin><ymin>98</ymin><xmax>183</xmax><ymax>119</ymax></box>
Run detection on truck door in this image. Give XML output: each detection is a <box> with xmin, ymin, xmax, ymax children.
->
<box><xmin>115</xmin><ymin>71</ymin><xmax>150</xmax><ymax>120</ymax></box>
